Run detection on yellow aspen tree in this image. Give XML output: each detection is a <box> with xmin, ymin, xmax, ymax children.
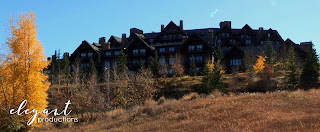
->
<box><xmin>253</xmin><ymin>56</ymin><xmax>266</xmax><ymax>73</ymax></box>
<box><xmin>0</xmin><ymin>12</ymin><xmax>50</xmax><ymax>128</ymax></box>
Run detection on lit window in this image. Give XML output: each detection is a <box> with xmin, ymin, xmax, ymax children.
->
<box><xmin>159</xmin><ymin>48</ymin><xmax>166</xmax><ymax>53</ymax></box>
<box><xmin>106</xmin><ymin>52</ymin><xmax>111</xmax><ymax>56</ymax></box>
<box><xmin>197</xmin><ymin>45</ymin><xmax>203</xmax><ymax>51</ymax></box>
<box><xmin>169</xmin><ymin>57</ymin><xmax>175</xmax><ymax>65</ymax></box>
<box><xmin>246</xmin><ymin>40</ymin><xmax>251</xmax><ymax>45</ymax></box>
<box><xmin>140</xmin><ymin>49</ymin><xmax>146</xmax><ymax>55</ymax></box>
<box><xmin>133</xmin><ymin>49</ymin><xmax>139</xmax><ymax>55</ymax></box>
<box><xmin>88</xmin><ymin>52</ymin><xmax>93</xmax><ymax>58</ymax></box>
<box><xmin>230</xmin><ymin>59</ymin><xmax>242</xmax><ymax>66</ymax></box>
<box><xmin>114</xmin><ymin>51</ymin><xmax>120</xmax><ymax>55</ymax></box>
<box><xmin>81</xmin><ymin>53</ymin><xmax>86</xmax><ymax>59</ymax></box>
<box><xmin>189</xmin><ymin>45</ymin><xmax>195</xmax><ymax>51</ymax></box>
<box><xmin>169</xmin><ymin>47</ymin><xmax>175</xmax><ymax>52</ymax></box>
<box><xmin>195</xmin><ymin>56</ymin><xmax>202</xmax><ymax>63</ymax></box>
<box><xmin>105</xmin><ymin>61</ymin><xmax>111</xmax><ymax>68</ymax></box>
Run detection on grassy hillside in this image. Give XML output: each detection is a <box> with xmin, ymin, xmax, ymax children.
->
<box><xmin>37</xmin><ymin>89</ymin><xmax>320</xmax><ymax>131</ymax></box>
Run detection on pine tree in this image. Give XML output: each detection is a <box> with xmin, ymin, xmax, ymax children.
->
<box><xmin>265</xmin><ymin>39</ymin><xmax>276</xmax><ymax>65</ymax></box>
<box><xmin>300</xmin><ymin>44</ymin><xmax>319</xmax><ymax>87</ymax></box>
<box><xmin>201</xmin><ymin>59</ymin><xmax>210</xmax><ymax>76</ymax></box>
<box><xmin>284</xmin><ymin>46</ymin><xmax>299</xmax><ymax>88</ymax></box>
<box><xmin>88</xmin><ymin>59</ymin><xmax>98</xmax><ymax>75</ymax></box>
<box><xmin>150</xmin><ymin>52</ymin><xmax>160</xmax><ymax>77</ymax></box>
<box><xmin>61</xmin><ymin>53</ymin><xmax>70</xmax><ymax>81</ymax></box>
<box><xmin>117</xmin><ymin>50</ymin><xmax>128</xmax><ymax>73</ymax></box>
<box><xmin>242</xmin><ymin>51</ymin><xmax>251</xmax><ymax>72</ymax></box>
<box><xmin>217</xmin><ymin>44</ymin><xmax>224</xmax><ymax>62</ymax></box>
<box><xmin>0</xmin><ymin>12</ymin><xmax>50</xmax><ymax>129</ymax></box>
<box><xmin>189</xmin><ymin>56</ymin><xmax>197</xmax><ymax>76</ymax></box>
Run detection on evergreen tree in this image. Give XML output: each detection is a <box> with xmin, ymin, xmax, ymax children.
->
<box><xmin>284</xmin><ymin>46</ymin><xmax>299</xmax><ymax>88</ymax></box>
<box><xmin>217</xmin><ymin>44</ymin><xmax>224</xmax><ymax>62</ymax></box>
<box><xmin>189</xmin><ymin>56</ymin><xmax>198</xmax><ymax>76</ymax></box>
<box><xmin>242</xmin><ymin>51</ymin><xmax>250</xmax><ymax>72</ymax></box>
<box><xmin>150</xmin><ymin>52</ymin><xmax>160</xmax><ymax>77</ymax></box>
<box><xmin>265</xmin><ymin>39</ymin><xmax>276</xmax><ymax>65</ymax></box>
<box><xmin>300</xmin><ymin>44</ymin><xmax>319</xmax><ymax>87</ymax></box>
<box><xmin>201</xmin><ymin>59</ymin><xmax>210</xmax><ymax>76</ymax></box>
<box><xmin>117</xmin><ymin>50</ymin><xmax>128</xmax><ymax>73</ymax></box>
<box><xmin>88</xmin><ymin>59</ymin><xmax>98</xmax><ymax>75</ymax></box>
<box><xmin>61</xmin><ymin>53</ymin><xmax>70</xmax><ymax>78</ymax></box>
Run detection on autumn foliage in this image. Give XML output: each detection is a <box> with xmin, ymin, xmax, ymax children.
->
<box><xmin>0</xmin><ymin>12</ymin><xmax>50</xmax><ymax>130</ymax></box>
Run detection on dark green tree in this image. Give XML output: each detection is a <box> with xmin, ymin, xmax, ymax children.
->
<box><xmin>265</xmin><ymin>39</ymin><xmax>276</xmax><ymax>65</ymax></box>
<box><xmin>189</xmin><ymin>56</ymin><xmax>197</xmax><ymax>76</ymax></box>
<box><xmin>284</xmin><ymin>46</ymin><xmax>299</xmax><ymax>88</ymax></box>
<box><xmin>117</xmin><ymin>50</ymin><xmax>128</xmax><ymax>73</ymax></box>
<box><xmin>201</xmin><ymin>59</ymin><xmax>210</xmax><ymax>76</ymax></box>
<box><xmin>300</xmin><ymin>44</ymin><xmax>319</xmax><ymax>87</ymax></box>
<box><xmin>150</xmin><ymin>52</ymin><xmax>160</xmax><ymax>77</ymax></box>
<box><xmin>61</xmin><ymin>53</ymin><xmax>70</xmax><ymax>78</ymax></box>
<box><xmin>88</xmin><ymin>59</ymin><xmax>98</xmax><ymax>75</ymax></box>
<box><xmin>242</xmin><ymin>51</ymin><xmax>251</xmax><ymax>72</ymax></box>
<box><xmin>217</xmin><ymin>44</ymin><xmax>224</xmax><ymax>62</ymax></box>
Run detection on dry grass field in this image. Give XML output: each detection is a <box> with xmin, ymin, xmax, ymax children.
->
<box><xmin>37</xmin><ymin>88</ymin><xmax>320</xmax><ymax>132</ymax></box>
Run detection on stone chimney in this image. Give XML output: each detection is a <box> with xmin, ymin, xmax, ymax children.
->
<box><xmin>208</xmin><ymin>29</ymin><xmax>214</xmax><ymax>43</ymax></box>
<box><xmin>259</xmin><ymin>27</ymin><xmax>264</xmax><ymax>36</ymax></box>
<box><xmin>122</xmin><ymin>33</ymin><xmax>127</xmax><ymax>45</ymax></box>
<box><xmin>180</xmin><ymin>20</ymin><xmax>183</xmax><ymax>30</ymax></box>
<box><xmin>99</xmin><ymin>37</ymin><xmax>106</xmax><ymax>44</ymax></box>
<box><xmin>182</xmin><ymin>36</ymin><xmax>188</xmax><ymax>43</ymax></box>
<box><xmin>219</xmin><ymin>21</ymin><xmax>231</xmax><ymax>29</ymax></box>
<box><xmin>161</xmin><ymin>24</ymin><xmax>164</xmax><ymax>32</ymax></box>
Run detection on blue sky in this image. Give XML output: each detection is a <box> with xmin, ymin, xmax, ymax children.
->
<box><xmin>0</xmin><ymin>0</ymin><xmax>319</xmax><ymax>57</ymax></box>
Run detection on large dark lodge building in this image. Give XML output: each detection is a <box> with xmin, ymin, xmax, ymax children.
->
<box><xmin>58</xmin><ymin>20</ymin><xmax>311</xmax><ymax>75</ymax></box>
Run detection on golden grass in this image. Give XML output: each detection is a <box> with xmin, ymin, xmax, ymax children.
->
<box><xmin>37</xmin><ymin>89</ymin><xmax>320</xmax><ymax>131</ymax></box>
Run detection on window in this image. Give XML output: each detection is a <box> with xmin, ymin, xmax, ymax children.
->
<box><xmin>189</xmin><ymin>57</ymin><xmax>194</xmax><ymax>62</ymax></box>
<box><xmin>268</xmin><ymin>33</ymin><xmax>271</xmax><ymax>38</ymax></box>
<box><xmin>159</xmin><ymin>58</ymin><xmax>165</xmax><ymax>65</ymax></box>
<box><xmin>230</xmin><ymin>59</ymin><xmax>242</xmax><ymax>66</ymax></box>
<box><xmin>163</xmin><ymin>35</ymin><xmax>167</xmax><ymax>40</ymax></box>
<box><xmin>169</xmin><ymin>57</ymin><xmax>175</xmax><ymax>65</ymax></box>
<box><xmin>105</xmin><ymin>61</ymin><xmax>111</xmax><ymax>68</ymax></box>
<box><xmin>178</xmin><ymin>34</ymin><xmax>182</xmax><ymax>38</ymax></box>
<box><xmin>276</xmin><ymin>41</ymin><xmax>280</xmax><ymax>45</ymax></box>
<box><xmin>169</xmin><ymin>47</ymin><xmax>175</xmax><ymax>52</ymax></box>
<box><xmin>114</xmin><ymin>60</ymin><xmax>118</xmax><ymax>67</ymax></box>
<box><xmin>141</xmin><ymin>59</ymin><xmax>146</xmax><ymax>64</ymax></box>
<box><xmin>81</xmin><ymin>63</ymin><xmax>89</xmax><ymax>68</ymax></box>
<box><xmin>81</xmin><ymin>53</ymin><xmax>86</xmax><ymax>59</ymax></box>
<box><xmin>140</xmin><ymin>49</ymin><xmax>146</xmax><ymax>55</ymax></box>
<box><xmin>189</xmin><ymin>45</ymin><xmax>195</xmax><ymax>52</ymax></box>
<box><xmin>106</xmin><ymin>52</ymin><xmax>111</xmax><ymax>56</ymax></box>
<box><xmin>149</xmin><ymin>39</ymin><xmax>154</xmax><ymax>43</ymax></box>
<box><xmin>169</xmin><ymin>68</ymin><xmax>173</xmax><ymax>75</ymax></box>
<box><xmin>159</xmin><ymin>48</ymin><xmax>165</xmax><ymax>53</ymax></box>
<box><xmin>227</xmin><ymin>33</ymin><xmax>230</xmax><ymax>37</ymax></box>
<box><xmin>222</xmin><ymin>33</ymin><xmax>226</xmax><ymax>37</ymax></box>
<box><xmin>246</xmin><ymin>40</ymin><xmax>251</xmax><ymax>45</ymax></box>
<box><xmin>241</xmin><ymin>35</ymin><xmax>246</xmax><ymax>39</ymax></box>
<box><xmin>230</xmin><ymin>39</ymin><xmax>236</xmax><ymax>44</ymax></box>
<box><xmin>261</xmin><ymin>41</ymin><xmax>264</xmax><ymax>44</ymax></box>
<box><xmin>133</xmin><ymin>49</ymin><xmax>139</xmax><ymax>55</ymax></box>
<box><xmin>88</xmin><ymin>52</ymin><xmax>93</xmax><ymax>58</ymax></box>
<box><xmin>195</xmin><ymin>56</ymin><xmax>202</xmax><ymax>63</ymax></box>
<box><xmin>114</xmin><ymin>51</ymin><xmax>120</xmax><ymax>55</ymax></box>
<box><xmin>197</xmin><ymin>45</ymin><xmax>203</xmax><ymax>51</ymax></box>
<box><xmin>133</xmin><ymin>59</ymin><xmax>139</xmax><ymax>65</ymax></box>
<box><xmin>173</xmin><ymin>35</ymin><xmax>176</xmax><ymax>39</ymax></box>
<box><xmin>217</xmin><ymin>39</ymin><xmax>221</xmax><ymax>44</ymax></box>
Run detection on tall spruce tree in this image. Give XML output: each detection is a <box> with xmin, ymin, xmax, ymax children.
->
<box><xmin>190</xmin><ymin>56</ymin><xmax>198</xmax><ymax>76</ymax></box>
<box><xmin>284</xmin><ymin>46</ymin><xmax>299</xmax><ymax>88</ymax></box>
<box><xmin>300</xmin><ymin>44</ymin><xmax>319</xmax><ymax>87</ymax></box>
<box><xmin>61</xmin><ymin>53</ymin><xmax>70</xmax><ymax>79</ymax></box>
<box><xmin>150</xmin><ymin>52</ymin><xmax>160</xmax><ymax>77</ymax></box>
<box><xmin>265</xmin><ymin>39</ymin><xmax>276</xmax><ymax>65</ymax></box>
<box><xmin>117</xmin><ymin>50</ymin><xmax>128</xmax><ymax>73</ymax></box>
<box><xmin>88</xmin><ymin>59</ymin><xmax>98</xmax><ymax>75</ymax></box>
<box><xmin>217</xmin><ymin>44</ymin><xmax>224</xmax><ymax>62</ymax></box>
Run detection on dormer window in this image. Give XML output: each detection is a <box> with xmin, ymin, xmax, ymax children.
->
<box><xmin>197</xmin><ymin>45</ymin><xmax>203</xmax><ymax>51</ymax></box>
<box><xmin>133</xmin><ymin>49</ymin><xmax>139</xmax><ymax>55</ymax></box>
<box><xmin>81</xmin><ymin>53</ymin><xmax>86</xmax><ymax>59</ymax></box>
<box><xmin>88</xmin><ymin>52</ymin><xmax>93</xmax><ymax>58</ymax></box>
<box><xmin>140</xmin><ymin>49</ymin><xmax>146</xmax><ymax>55</ymax></box>
<box><xmin>189</xmin><ymin>45</ymin><xmax>195</xmax><ymax>52</ymax></box>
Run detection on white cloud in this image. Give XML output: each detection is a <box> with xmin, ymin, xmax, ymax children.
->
<box><xmin>210</xmin><ymin>9</ymin><xmax>219</xmax><ymax>18</ymax></box>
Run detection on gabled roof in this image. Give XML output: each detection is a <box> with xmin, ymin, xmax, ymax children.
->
<box><xmin>240</xmin><ymin>24</ymin><xmax>254</xmax><ymax>35</ymax></box>
<box><xmin>125</xmin><ymin>33</ymin><xmax>155</xmax><ymax>52</ymax></box>
<box><xmin>69</xmin><ymin>40</ymin><xmax>99</xmax><ymax>60</ymax></box>
<box><xmin>177</xmin><ymin>33</ymin><xmax>214</xmax><ymax>52</ymax></box>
